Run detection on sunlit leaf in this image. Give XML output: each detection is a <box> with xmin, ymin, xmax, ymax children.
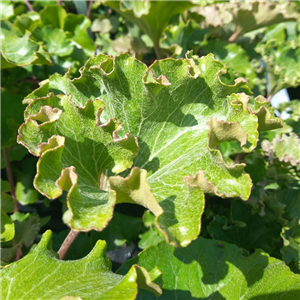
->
<box><xmin>119</xmin><ymin>237</ymin><xmax>300</xmax><ymax>299</ymax></box>
<box><xmin>0</xmin><ymin>20</ymin><xmax>52</xmax><ymax>69</ymax></box>
<box><xmin>0</xmin><ymin>230</ymin><xmax>161</xmax><ymax>300</ymax></box>
<box><xmin>20</xmin><ymin>53</ymin><xmax>281</xmax><ymax>246</ymax></box>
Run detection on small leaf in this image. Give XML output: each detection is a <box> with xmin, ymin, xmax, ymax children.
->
<box><xmin>262</xmin><ymin>133</ymin><xmax>300</xmax><ymax>166</ymax></box>
<box><xmin>1</xmin><ymin>210</ymin><xmax>15</xmax><ymax>242</ymax></box>
<box><xmin>1</xmin><ymin>213</ymin><xmax>40</xmax><ymax>263</ymax></box>
<box><xmin>0</xmin><ymin>2</ymin><xmax>14</xmax><ymax>19</ymax></box>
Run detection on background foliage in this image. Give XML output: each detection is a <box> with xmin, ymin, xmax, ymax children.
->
<box><xmin>1</xmin><ymin>1</ymin><xmax>300</xmax><ymax>299</ymax></box>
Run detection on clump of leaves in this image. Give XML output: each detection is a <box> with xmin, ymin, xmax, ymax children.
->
<box><xmin>1</xmin><ymin>1</ymin><xmax>300</xmax><ymax>299</ymax></box>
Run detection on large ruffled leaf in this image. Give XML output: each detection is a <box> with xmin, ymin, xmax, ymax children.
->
<box><xmin>20</xmin><ymin>53</ymin><xmax>281</xmax><ymax>246</ymax></box>
<box><xmin>119</xmin><ymin>237</ymin><xmax>300</xmax><ymax>299</ymax></box>
<box><xmin>18</xmin><ymin>94</ymin><xmax>139</xmax><ymax>231</ymax></box>
<box><xmin>0</xmin><ymin>20</ymin><xmax>52</xmax><ymax>69</ymax></box>
<box><xmin>0</xmin><ymin>230</ymin><xmax>161</xmax><ymax>300</ymax></box>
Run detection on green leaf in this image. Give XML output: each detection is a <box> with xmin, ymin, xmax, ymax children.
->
<box><xmin>138</xmin><ymin>211</ymin><xmax>165</xmax><ymax>249</ymax></box>
<box><xmin>1</xmin><ymin>210</ymin><xmax>15</xmax><ymax>242</ymax></box>
<box><xmin>281</xmin><ymin>219</ymin><xmax>300</xmax><ymax>273</ymax></box>
<box><xmin>1</xmin><ymin>90</ymin><xmax>27</xmax><ymax>148</ymax></box>
<box><xmin>18</xmin><ymin>94</ymin><xmax>139</xmax><ymax>231</ymax></box>
<box><xmin>1</xmin><ymin>179</ymin><xmax>11</xmax><ymax>193</ymax></box>
<box><xmin>160</xmin><ymin>20</ymin><xmax>209</xmax><ymax>58</ymax></box>
<box><xmin>1</xmin><ymin>213</ymin><xmax>41</xmax><ymax>263</ymax></box>
<box><xmin>256</xmin><ymin>39</ymin><xmax>300</xmax><ymax>98</ymax></box>
<box><xmin>0</xmin><ymin>194</ymin><xmax>15</xmax><ymax>214</ymax></box>
<box><xmin>119</xmin><ymin>237</ymin><xmax>300</xmax><ymax>299</ymax></box>
<box><xmin>0</xmin><ymin>20</ymin><xmax>52</xmax><ymax>69</ymax></box>
<box><xmin>53</xmin><ymin>212</ymin><xmax>143</xmax><ymax>260</ymax></box>
<box><xmin>262</xmin><ymin>133</ymin><xmax>300</xmax><ymax>166</ymax></box>
<box><xmin>104</xmin><ymin>0</ymin><xmax>194</xmax><ymax>47</ymax></box>
<box><xmin>208</xmin><ymin>200</ymin><xmax>282</xmax><ymax>254</ymax></box>
<box><xmin>0</xmin><ymin>2</ymin><xmax>14</xmax><ymax>19</ymax></box>
<box><xmin>21</xmin><ymin>53</ymin><xmax>281</xmax><ymax>247</ymax></box>
<box><xmin>1</xmin><ymin>230</ymin><xmax>161</xmax><ymax>300</ymax></box>
<box><xmin>201</xmin><ymin>40</ymin><xmax>257</xmax><ymax>89</ymax></box>
<box><xmin>14</xmin><ymin>12</ymin><xmax>41</xmax><ymax>34</ymax></box>
<box><xmin>15</xmin><ymin>156</ymin><xmax>40</xmax><ymax>205</ymax></box>
<box><xmin>40</xmin><ymin>4</ymin><xmax>67</xmax><ymax>29</ymax></box>
<box><xmin>34</xmin><ymin>27</ymin><xmax>74</xmax><ymax>57</ymax></box>
<box><xmin>193</xmin><ymin>1</ymin><xmax>298</xmax><ymax>42</ymax></box>
<box><xmin>1</xmin><ymin>145</ymin><xmax>28</xmax><ymax>169</ymax></box>
<box><xmin>64</xmin><ymin>14</ymin><xmax>95</xmax><ymax>56</ymax></box>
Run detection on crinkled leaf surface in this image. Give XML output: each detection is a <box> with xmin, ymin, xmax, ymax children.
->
<box><xmin>119</xmin><ymin>237</ymin><xmax>300</xmax><ymax>299</ymax></box>
<box><xmin>18</xmin><ymin>93</ymin><xmax>139</xmax><ymax>231</ymax></box>
<box><xmin>0</xmin><ymin>20</ymin><xmax>52</xmax><ymax>69</ymax></box>
<box><xmin>104</xmin><ymin>0</ymin><xmax>194</xmax><ymax>46</ymax></box>
<box><xmin>20</xmin><ymin>53</ymin><xmax>281</xmax><ymax>246</ymax></box>
<box><xmin>0</xmin><ymin>230</ymin><xmax>161</xmax><ymax>300</ymax></box>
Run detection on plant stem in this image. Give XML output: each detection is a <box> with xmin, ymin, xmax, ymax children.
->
<box><xmin>154</xmin><ymin>43</ymin><xmax>162</xmax><ymax>60</ymax></box>
<box><xmin>228</xmin><ymin>30</ymin><xmax>239</xmax><ymax>43</ymax></box>
<box><xmin>25</xmin><ymin>0</ymin><xmax>34</xmax><ymax>12</ymax></box>
<box><xmin>3</xmin><ymin>149</ymin><xmax>18</xmax><ymax>213</ymax></box>
<box><xmin>58</xmin><ymin>229</ymin><xmax>80</xmax><ymax>260</ymax></box>
<box><xmin>87</xmin><ymin>0</ymin><xmax>94</xmax><ymax>19</ymax></box>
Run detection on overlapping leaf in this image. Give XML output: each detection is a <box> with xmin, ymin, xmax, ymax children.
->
<box><xmin>208</xmin><ymin>200</ymin><xmax>282</xmax><ymax>254</ymax></box>
<box><xmin>20</xmin><ymin>53</ymin><xmax>281</xmax><ymax>247</ymax></box>
<box><xmin>119</xmin><ymin>237</ymin><xmax>300</xmax><ymax>299</ymax></box>
<box><xmin>0</xmin><ymin>20</ymin><xmax>52</xmax><ymax>69</ymax></box>
<box><xmin>1</xmin><ymin>212</ymin><xmax>42</xmax><ymax>264</ymax></box>
<box><xmin>192</xmin><ymin>1</ymin><xmax>297</xmax><ymax>42</ymax></box>
<box><xmin>0</xmin><ymin>230</ymin><xmax>161</xmax><ymax>300</ymax></box>
<box><xmin>104</xmin><ymin>0</ymin><xmax>194</xmax><ymax>56</ymax></box>
<box><xmin>18</xmin><ymin>93</ymin><xmax>139</xmax><ymax>231</ymax></box>
<box><xmin>262</xmin><ymin>133</ymin><xmax>300</xmax><ymax>166</ymax></box>
<box><xmin>256</xmin><ymin>28</ymin><xmax>300</xmax><ymax>98</ymax></box>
